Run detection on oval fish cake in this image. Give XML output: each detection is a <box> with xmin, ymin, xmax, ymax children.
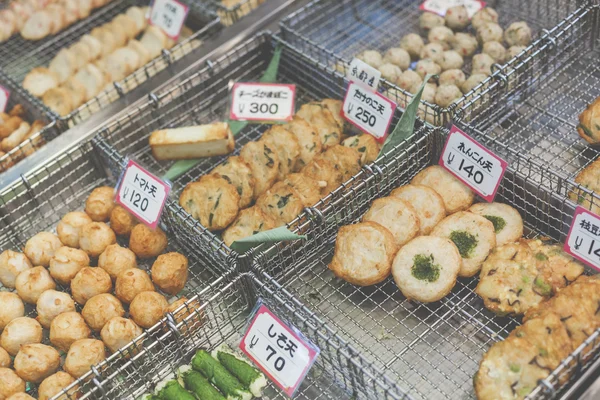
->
<box><xmin>317</xmin><ymin>144</ymin><xmax>362</xmax><ymax>181</ymax></box>
<box><xmin>570</xmin><ymin>158</ymin><xmax>600</xmax><ymax>215</ymax></box>
<box><xmin>285</xmin><ymin>116</ymin><xmax>322</xmax><ymax>171</ymax></box>
<box><xmin>256</xmin><ymin>182</ymin><xmax>305</xmax><ymax>226</ymax></box>
<box><xmin>240</xmin><ymin>141</ymin><xmax>280</xmax><ymax>199</ymax></box>
<box><xmin>431</xmin><ymin>211</ymin><xmax>496</xmax><ymax>277</ymax></box>
<box><xmin>391</xmin><ymin>236</ymin><xmax>461</xmax><ymax>303</ymax></box>
<box><xmin>297</xmin><ymin>102</ymin><xmax>342</xmax><ymax>150</ymax></box>
<box><xmin>342</xmin><ymin>134</ymin><xmax>381</xmax><ymax>165</ymax></box>
<box><xmin>301</xmin><ymin>157</ymin><xmax>343</xmax><ymax>196</ymax></box>
<box><xmin>468</xmin><ymin>202</ymin><xmax>524</xmax><ymax>247</ymax></box>
<box><xmin>524</xmin><ymin>239</ymin><xmax>585</xmax><ymax>293</ymax></box>
<box><xmin>320</xmin><ymin>99</ymin><xmax>345</xmax><ymax>130</ymax></box>
<box><xmin>362</xmin><ymin>197</ymin><xmax>420</xmax><ymax>247</ymax></box>
<box><xmin>411</xmin><ymin>165</ymin><xmax>474</xmax><ymax>213</ymax></box>
<box><xmin>222</xmin><ymin>206</ymin><xmax>277</xmax><ymax>247</ymax></box>
<box><xmin>329</xmin><ymin>222</ymin><xmax>398</xmax><ymax>286</ymax></box>
<box><xmin>260</xmin><ymin>125</ymin><xmax>300</xmax><ymax>180</ymax></box>
<box><xmin>282</xmin><ymin>173</ymin><xmax>322</xmax><ymax>206</ymax></box>
<box><xmin>390</xmin><ymin>184</ymin><xmax>446</xmax><ymax>235</ymax></box>
<box><xmin>211</xmin><ymin>156</ymin><xmax>255</xmax><ymax>209</ymax></box>
<box><xmin>179</xmin><ymin>175</ymin><xmax>240</xmax><ymax>231</ymax></box>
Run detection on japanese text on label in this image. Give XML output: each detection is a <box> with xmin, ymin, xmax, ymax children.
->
<box><xmin>439</xmin><ymin>125</ymin><xmax>507</xmax><ymax>202</ymax></box>
<box><xmin>149</xmin><ymin>0</ymin><xmax>189</xmax><ymax>40</ymax></box>
<box><xmin>0</xmin><ymin>86</ymin><xmax>9</xmax><ymax>113</ymax></box>
<box><xmin>342</xmin><ymin>82</ymin><xmax>396</xmax><ymax>142</ymax></box>
<box><xmin>230</xmin><ymin>83</ymin><xmax>296</xmax><ymax>122</ymax></box>
<box><xmin>348</xmin><ymin>58</ymin><xmax>381</xmax><ymax>92</ymax></box>
<box><xmin>420</xmin><ymin>0</ymin><xmax>485</xmax><ymax>18</ymax></box>
<box><xmin>565</xmin><ymin>207</ymin><xmax>600</xmax><ymax>272</ymax></box>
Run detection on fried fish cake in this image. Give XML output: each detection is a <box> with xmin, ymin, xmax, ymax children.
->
<box><xmin>179</xmin><ymin>175</ymin><xmax>240</xmax><ymax>231</ymax></box>
<box><xmin>240</xmin><ymin>141</ymin><xmax>279</xmax><ymax>199</ymax></box>
<box><xmin>475</xmin><ymin>336</ymin><xmax>550</xmax><ymax>400</ymax></box>
<box><xmin>468</xmin><ymin>202</ymin><xmax>524</xmax><ymax>247</ymax></box>
<box><xmin>342</xmin><ymin>134</ymin><xmax>381</xmax><ymax>165</ymax></box>
<box><xmin>256</xmin><ymin>182</ymin><xmax>305</xmax><ymax>226</ymax></box>
<box><xmin>524</xmin><ymin>239</ymin><xmax>584</xmax><ymax>293</ymax></box>
<box><xmin>432</xmin><ymin>211</ymin><xmax>496</xmax><ymax>277</ymax></box>
<box><xmin>317</xmin><ymin>144</ymin><xmax>362</xmax><ymax>181</ymax></box>
<box><xmin>329</xmin><ymin>222</ymin><xmax>398</xmax><ymax>286</ymax></box>
<box><xmin>282</xmin><ymin>173</ymin><xmax>322</xmax><ymax>206</ymax></box>
<box><xmin>297</xmin><ymin>102</ymin><xmax>342</xmax><ymax>150</ymax></box>
<box><xmin>301</xmin><ymin>157</ymin><xmax>344</xmax><ymax>196</ymax></box>
<box><xmin>320</xmin><ymin>99</ymin><xmax>345</xmax><ymax>130</ymax></box>
<box><xmin>390</xmin><ymin>184</ymin><xmax>446</xmax><ymax>235</ymax></box>
<box><xmin>211</xmin><ymin>156</ymin><xmax>255</xmax><ymax>209</ymax></box>
<box><xmin>362</xmin><ymin>197</ymin><xmax>420</xmax><ymax>247</ymax></box>
<box><xmin>577</xmin><ymin>97</ymin><xmax>600</xmax><ymax>145</ymax></box>
<box><xmin>391</xmin><ymin>236</ymin><xmax>461</xmax><ymax>302</ymax></box>
<box><xmin>411</xmin><ymin>165</ymin><xmax>474</xmax><ymax>213</ymax></box>
<box><xmin>285</xmin><ymin>116</ymin><xmax>322</xmax><ymax>171</ymax></box>
<box><xmin>571</xmin><ymin>158</ymin><xmax>600</xmax><ymax>214</ymax></box>
<box><xmin>260</xmin><ymin>125</ymin><xmax>300</xmax><ymax>180</ymax></box>
<box><xmin>222</xmin><ymin>206</ymin><xmax>277</xmax><ymax>247</ymax></box>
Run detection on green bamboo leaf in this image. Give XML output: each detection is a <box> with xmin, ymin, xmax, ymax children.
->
<box><xmin>378</xmin><ymin>74</ymin><xmax>436</xmax><ymax>157</ymax></box>
<box><xmin>229</xmin><ymin>226</ymin><xmax>306</xmax><ymax>253</ymax></box>
<box><xmin>162</xmin><ymin>45</ymin><xmax>284</xmax><ymax>181</ymax></box>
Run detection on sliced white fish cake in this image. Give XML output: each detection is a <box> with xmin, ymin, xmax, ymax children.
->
<box><xmin>362</xmin><ymin>196</ymin><xmax>420</xmax><ymax>247</ymax></box>
<box><xmin>390</xmin><ymin>184</ymin><xmax>446</xmax><ymax>235</ymax></box>
<box><xmin>411</xmin><ymin>165</ymin><xmax>474</xmax><ymax>213</ymax></box>
<box><xmin>468</xmin><ymin>202</ymin><xmax>523</xmax><ymax>246</ymax></box>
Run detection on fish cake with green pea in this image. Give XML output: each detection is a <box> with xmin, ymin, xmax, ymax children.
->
<box><xmin>468</xmin><ymin>202</ymin><xmax>523</xmax><ymax>247</ymax></box>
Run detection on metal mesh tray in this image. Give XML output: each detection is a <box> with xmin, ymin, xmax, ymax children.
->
<box><xmin>251</xmin><ymin>126</ymin><xmax>600</xmax><ymax>400</ymax></box>
<box><xmin>208</xmin><ymin>0</ymin><xmax>268</xmax><ymax>25</ymax></box>
<box><xmin>279</xmin><ymin>0</ymin><xmax>585</xmax><ymax>125</ymax></box>
<box><xmin>0</xmin><ymin>0</ymin><xmax>221</xmax><ymax>128</ymax></box>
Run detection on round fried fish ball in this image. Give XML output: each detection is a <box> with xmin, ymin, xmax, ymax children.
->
<box><xmin>434</xmin><ymin>84</ymin><xmax>462</xmax><ymax>108</ymax></box>
<box><xmin>452</xmin><ymin>32</ymin><xmax>478</xmax><ymax>57</ymax></box>
<box><xmin>301</xmin><ymin>157</ymin><xmax>343</xmax><ymax>196</ymax></box>
<box><xmin>257</xmin><ymin>182</ymin><xmax>305</xmax><ymax>226</ymax></box>
<box><xmin>419</xmin><ymin>43</ymin><xmax>444</xmax><ymax>65</ymax></box>
<box><xmin>24</xmin><ymin>232</ymin><xmax>62</xmax><ymax>267</ymax></box>
<box><xmin>15</xmin><ymin>266</ymin><xmax>56</xmax><ymax>304</ymax></box>
<box><xmin>71</xmin><ymin>267</ymin><xmax>112</xmax><ymax>305</ymax></box>
<box><xmin>505</xmin><ymin>21</ymin><xmax>532</xmax><ymax>47</ymax></box>
<box><xmin>115</xmin><ymin>268</ymin><xmax>154</xmax><ymax>304</ymax></box>
<box><xmin>129</xmin><ymin>224</ymin><xmax>168</xmax><ymax>258</ymax></box>
<box><xmin>428</xmin><ymin>26</ymin><xmax>454</xmax><ymax>50</ymax></box>
<box><xmin>98</xmin><ymin>244</ymin><xmax>137</xmax><ymax>281</ymax></box>
<box><xmin>296</xmin><ymin>103</ymin><xmax>341</xmax><ymax>150</ymax></box>
<box><xmin>362</xmin><ymin>197</ymin><xmax>420</xmax><ymax>247</ymax></box>
<box><xmin>49</xmin><ymin>246</ymin><xmax>89</xmax><ymax>285</ymax></box>
<box><xmin>416</xmin><ymin>59</ymin><xmax>441</xmax><ymax>80</ymax></box>
<box><xmin>461</xmin><ymin>73</ymin><xmax>487</xmax><ymax>94</ymax></box>
<box><xmin>0</xmin><ymin>368</ymin><xmax>25</xmax><ymax>399</ymax></box>
<box><xmin>57</xmin><ymin>211</ymin><xmax>92</xmax><ymax>247</ymax></box>
<box><xmin>329</xmin><ymin>222</ymin><xmax>398</xmax><ymax>286</ymax></box>
<box><xmin>471</xmin><ymin>7</ymin><xmax>498</xmax><ymax>30</ymax></box>
<box><xmin>36</xmin><ymin>289</ymin><xmax>76</xmax><ymax>328</ymax></box>
<box><xmin>468</xmin><ymin>202</ymin><xmax>524</xmax><ymax>246</ymax></box>
<box><xmin>222</xmin><ymin>207</ymin><xmax>277</xmax><ymax>247</ymax></box>
<box><xmin>38</xmin><ymin>372</ymin><xmax>76</xmax><ymax>400</ymax></box>
<box><xmin>356</xmin><ymin>49</ymin><xmax>383</xmax><ymax>68</ymax></box>
<box><xmin>378</xmin><ymin>63</ymin><xmax>402</xmax><ymax>83</ymax></box>
<box><xmin>0</xmin><ymin>347</ymin><xmax>10</xmax><ymax>368</ymax></box>
<box><xmin>79</xmin><ymin>222</ymin><xmax>116</xmax><ymax>257</ymax></box>
<box><xmin>383</xmin><ymin>47</ymin><xmax>410</xmax><ymax>70</ymax></box>
<box><xmin>400</xmin><ymin>33</ymin><xmax>424</xmax><ymax>59</ymax></box>
<box><xmin>260</xmin><ymin>125</ymin><xmax>301</xmax><ymax>180</ymax></box>
<box><xmin>85</xmin><ymin>186</ymin><xmax>115</xmax><ymax>222</ymax></box>
<box><xmin>0</xmin><ymin>250</ymin><xmax>32</xmax><ymax>289</ymax></box>
<box><xmin>129</xmin><ymin>291</ymin><xmax>168</xmax><ymax>329</ymax></box>
<box><xmin>392</xmin><ymin>236</ymin><xmax>461</xmax><ymax>302</ymax></box>
<box><xmin>14</xmin><ymin>343</ymin><xmax>60</xmax><ymax>383</ymax></box>
<box><xmin>397</xmin><ymin>70</ymin><xmax>423</xmax><ymax>94</ymax></box>
<box><xmin>419</xmin><ymin>11</ymin><xmax>444</xmax><ymax>31</ymax></box>
<box><xmin>411</xmin><ymin>165</ymin><xmax>474</xmax><ymax>213</ymax></box>
<box><xmin>82</xmin><ymin>293</ymin><xmax>125</xmax><ymax>332</ymax></box>
<box><xmin>508</xmin><ymin>45</ymin><xmax>526</xmax><ymax>58</ymax></box>
<box><xmin>477</xmin><ymin>22</ymin><xmax>503</xmax><ymax>44</ymax></box>
<box><xmin>151</xmin><ymin>252</ymin><xmax>188</xmax><ymax>295</ymax></box>
<box><xmin>50</xmin><ymin>312</ymin><xmax>91</xmax><ymax>352</ymax></box>
<box><xmin>64</xmin><ymin>338</ymin><xmax>106</xmax><ymax>378</ymax></box>
<box><xmin>439</xmin><ymin>69</ymin><xmax>466</xmax><ymax>87</ymax></box>
<box><xmin>6</xmin><ymin>392</ymin><xmax>35</xmax><ymax>400</ymax></box>
<box><xmin>286</xmin><ymin>116</ymin><xmax>322</xmax><ymax>172</ymax></box>
<box><xmin>100</xmin><ymin>317</ymin><xmax>143</xmax><ymax>353</ymax></box>
<box><xmin>482</xmin><ymin>41</ymin><xmax>507</xmax><ymax>63</ymax></box>
<box><xmin>0</xmin><ymin>293</ymin><xmax>24</xmax><ymax>331</ymax></box>
<box><xmin>110</xmin><ymin>205</ymin><xmax>138</xmax><ymax>236</ymax></box>
<box><xmin>422</xmin><ymin>83</ymin><xmax>437</xmax><ymax>103</ymax></box>
<box><xmin>342</xmin><ymin>134</ymin><xmax>381</xmax><ymax>165</ymax></box>
<box><xmin>440</xmin><ymin>50</ymin><xmax>463</xmax><ymax>71</ymax></box>
<box><xmin>444</xmin><ymin>5</ymin><xmax>469</xmax><ymax>30</ymax></box>
<box><xmin>472</xmin><ymin>53</ymin><xmax>495</xmax><ymax>76</ymax></box>
<box><xmin>211</xmin><ymin>156</ymin><xmax>255</xmax><ymax>209</ymax></box>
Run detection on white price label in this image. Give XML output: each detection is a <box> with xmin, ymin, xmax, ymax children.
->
<box><xmin>115</xmin><ymin>160</ymin><xmax>171</xmax><ymax>229</ymax></box>
<box><xmin>439</xmin><ymin>125</ymin><xmax>507</xmax><ymax>202</ymax></box>
<box><xmin>420</xmin><ymin>0</ymin><xmax>485</xmax><ymax>18</ymax></box>
<box><xmin>149</xmin><ymin>0</ymin><xmax>189</xmax><ymax>40</ymax></box>
<box><xmin>341</xmin><ymin>82</ymin><xmax>396</xmax><ymax>142</ymax></box>
<box><xmin>230</xmin><ymin>83</ymin><xmax>296</xmax><ymax>122</ymax></box>
<box><xmin>240</xmin><ymin>304</ymin><xmax>320</xmax><ymax>397</ymax></box>
<box><xmin>347</xmin><ymin>58</ymin><xmax>381</xmax><ymax>92</ymax></box>
<box><xmin>0</xmin><ymin>86</ymin><xmax>10</xmax><ymax>113</ymax></box>
<box><xmin>565</xmin><ymin>207</ymin><xmax>600</xmax><ymax>272</ymax></box>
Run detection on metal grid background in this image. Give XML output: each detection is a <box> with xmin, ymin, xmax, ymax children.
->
<box><xmin>209</xmin><ymin>0</ymin><xmax>268</xmax><ymax>25</ymax></box>
<box><xmin>279</xmin><ymin>0</ymin><xmax>587</xmax><ymax>125</ymax></box>
<box><xmin>251</xmin><ymin>126</ymin><xmax>600</xmax><ymax>400</ymax></box>
<box><xmin>0</xmin><ymin>0</ymin><xmax>221</xmax><ymax>127</ymax></box>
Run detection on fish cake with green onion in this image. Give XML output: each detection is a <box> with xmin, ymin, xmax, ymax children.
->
<box><xmin>211</xmin><ymin>156</ymin><xmax>255</xmax><ymax>209</ymax></box>
<box><xmin>222</xmin><ymin>206</ymin><xmax>277</xmax><ymax>247</ymax></box>
<box><xmin>285</xmin><ymin>116</ymin><xmax>322</xmax><ymax>171</ymax></box>
<box><xmin>342</xmin><ymin>134</ymin><xmax>381</xmax><ymax>165</ymax></box>
<box><xmin>468</xmin><ymin>202</ymin><xmax>524</xmax><ymax>246</ymax></box>
<box><xmin>297</xmin><ymin>102</ymin><xmax>342</xmax><ymax>150</ymax></box>
<box><xmin>256</xmin><ymin>182</ymin><xmax>305</xmax><ymax>226</ymax></box>
<box><xmin>317</xmin><ymin>144</ymin><xmax>362</xmax><ymax>181</ymax></box>
<box><xmin>301</xmin><ymin>157</ymin><xmax>344</xmax><ymax>196</ymax></box>
<box><xmin>240</xmin><ymin>141</ymin><xmax>279</xmax><ymax>199</ymax></box>
<box><xmin>282</xmin><ymin>173</ymin><xmax>323</xmax><ymax>206</ymax></box>
<box><xmin>260</xmin><ymin>125</ymin><xmax>301</xmax><ymax>180</ymax></box>
<box><xmin>321</xmin><ymin>98</ymin><xmax>345</xmax><ymax>130</ymax></box>
<box><xmin>411</xmin><ymin>165</ymin><xmax>474</xmax><ymax>213</ymax></box>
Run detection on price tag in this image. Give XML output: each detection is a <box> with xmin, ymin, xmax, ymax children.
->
<box><xmin>0</xmin><ymin>86</ymin><xmax>10</xmax><ymax>113</ymax></box>
<box><xmin>149</xmin><ymin>0</ymin><xmax>189</xmax><ymax>40</ymax></box>
<box><xmin>439</xmin><ymin>125</ymin><xmax>507</xmax><ymax>202</ymax></box>
<box><xmin>115</xmin><ymin>159</ymin><xmax>171</xmax><ymax>229</ymax></box>
<box><xmin>240</xmin><ymin>303</ymin><xmax>320</xmax><ymax>397</ymax></box>
<box><xmin>230</xmin><ymin>83</ymin><xmax>296</xmax><ymax>122</ymax></box>
<box><xmin>341</xmin><ymin>82</ymin><xmax>396</xmax><ymax>142</ymax></box>
<box><xmin>347</xmin><ymin>58</ymin><xmax>381</xmax><ymax>92</ymax></box>
<box><xmin>420</xmin><ymin>0</ymin><xmax>486</xmax><ymax>18</ymax></box>
<box><xmin>565</xmin><ymin>206</ymin><xmax>600</xmax><ymax>272</ymax></box>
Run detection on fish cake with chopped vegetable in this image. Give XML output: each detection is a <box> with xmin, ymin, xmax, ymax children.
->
<box><xmin>411</xmin><ymin>165</ymin><xmax>474</xmax><ymax>213</ymax></box>
<box><xmin>285</xmin><ymin>116</ymin><xmax>322</xmax><ymax>171</ymax></box>
<box><xmin>317</xmin><ymin>144</ymin><xmax>362</xmax><ymax>181</ymax></box>
<box><xmin>320</xmin><ymin>98</ymin><xmax>345</xmax><ymax>130</ymax></box>
<box><xmin>432</xmin><ymin>211</ymin><xmax>496</xmax><ymax>277</ymax></box>
<box><xmin>524</xmin><ymin>239</ymin><xmax>584</xmax><ymax>293</ymax></box>
<box><xmin>240</xmin><ymin>141</ymin><xmax>279</xmax><ymax>199</ymax></box>
<box><xmin>297</xmin><ymin>102</ymin><xmax>342</xmax><ymax>149</ymax></box>
<box><xmin>222</xmin><ymin>206</ymin><xmax>277</xmax><ymax>247</ymax></box>
<box><xmin>301</xmin><ymin>157</ymin><xmax>344</xmax><ymax>195</ymax></box>
<box><xmin>282</xmin><ymin>173</ymin><xmax>323</xmax><ymax>206</ymax></box>
<box><xmin>179</xmin><ymin>175</ymin><xmax>239</xmax><ymax>231</ymax></box>
<box><xmin>468</xmin><ymin>202</ymin><xmax>524</xmax><ymax>247</ymax></box>
<box><xmin>211</xmin><ymin>156</ymin><xmax>255</xmax><ymax>209</ymax></box>
<box><xmin>260</xmin><ymin>125</ymin><xmax>301</xmax><ymax>180</ymax></box>
<box><xmin>391</xmin><ymin>184</ymin><xmax>446</xmax><ymax>235</ymax></box>
<box><xmin>391</xmin><ymin>236</ymin><xmax>461</xmax><ymax>303</ymax></box>
<box><xmin>342</xmin><ymin>134</ymin><xmax>381</xmax><ymax>165</ymax></box>
<box><xmin>362</xmin><ymin>197</ymin><xmax>420</xmax><ymax>247</ymax></box>
<box><xmin>570</xmin><ymin>158</ymin><xmax>600</xmax><ymax>214</ymax></box>
<box><xmin>256</xmin><ymin>182</ymin><xmax>305</xmax><ymax>226</ymax></box>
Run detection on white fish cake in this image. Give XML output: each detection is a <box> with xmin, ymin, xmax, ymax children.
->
<box><xmin>256</xmin><ymin>182</ymin><xmax>304</xmax><ymax>226</ymax></box>
<box><xmin>468</xmin><ymin>202</ymin><xmax>523</xmax><ymax>246</ymax></box>
<box><xmin>329</xmin><ymin>222</ymin><xmax>397</xmax><ymax>286</ymax></box>
<box><xmin>222</xmin><ymin>206</ymin><xmax>277</xmax><ymax>247</ymax></box>
<box><xmin>211</xmin><ymin>156</ymin><xmax>255</xmax><ymax>209</ymax></box>
<box><xmin>362</xmin><ymin>197</ymin><xmax>420</xmax><ymax>247</ymax></box>
<box><xmin>297</xmin><ymin>102</ymin><xmax>342</xmax><ymax>150</ymax></box>
<box><xmin>260</xmin><ymin>125</ymin><xmax>300</xmax><ymax>180</ymax></box>
<box><xmin>391</xmin><ymin>236</ymin><xmax>460</xmax><ymax>302</ymax></box>
<box><xmin>285</xmin><ymin>116</ymin><xmax>322</xmax><ymax>171</ymax></box>
<box><xmin>411</xmin><ymin>165</ymin><xmax>474</xmax><ymax>213</ymax></box>
<box><xmin>390</xmin><ymin>184</ymin><xmax>446</xmax><ymax>235</ymax></box>
<box><xmin>240</xmin><ymin>141</ymin><xmax>279</xmax><ymax>199</ymax></box>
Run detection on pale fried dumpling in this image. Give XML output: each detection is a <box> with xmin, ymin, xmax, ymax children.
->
<box><xmin>57</xmin><ymin>211</ymin><xmax>93</xmax><ymax>248</ymax></box>
<box><xmin>24</xmin><ymin>232</ymin><xmax>62</xmax><ymax>267</ymax></box>
<box><xmin>36</xmin><ymin>289</ymin><xmax>76</xmax><ymax>329</ymax></box>
<box><xmin>0</xmin><ymin>250</ymin><xmax>32</xmax><ymax>288</ymax></box>
<box><xmin>14</xmin><ymin>343</ymin><xmax>61</xmax><ymax>383</ymax></box>
<box><xmin>100</xmin><ymin>317</ymin><xmax>143</xmax><ymax>353</ymax></box>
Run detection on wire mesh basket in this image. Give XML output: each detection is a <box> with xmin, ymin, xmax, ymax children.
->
<box><xmin>279</xmin><ymin>0</ymin><xmax>587</xmax><ymax>126</ymax></box>
<box><xmin>0</xmin><ymin>0</ymin><xmax>221</xmax><ymax>128</ymax></box>
<box><xmin>251</xmin><ymin>126</ymin><xmax>600</xmax><ymax>400</ymax></box>
<box><xmin>208</xmin><ymin>0</ymin><xmax>268</xmax><ymax>25</ymax></box>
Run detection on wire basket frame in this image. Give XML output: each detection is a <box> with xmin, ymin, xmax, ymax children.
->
<box><xmin>209</xmin><ymin>0</ymin><xmax>268</xmax><ymax>25</ymax></box>
<box><xmin>279</xmin><ymin>0</ymin><xmax>587</xmax><ymax>126</ymax></box>
<box><xmin>251</xmin><ymin>126</ymin><xmax>600</xmax><ymax>400</ymax></box>
<box><xmin>0</xmin><ymin>0</ymin><xmax>221</xmax><ymax>128</ymax></box>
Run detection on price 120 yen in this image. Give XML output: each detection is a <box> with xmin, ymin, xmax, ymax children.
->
<box><xmin>122</xmin><ymin>186</ymin><xmax>149</xmax><ymax>212</ymax></box>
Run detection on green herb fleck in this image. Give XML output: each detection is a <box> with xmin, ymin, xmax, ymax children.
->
<box><xmin>522</xmin><ymin>275</ymin><xmax>530</xmax><ymax>284</ymax></box>
<box><xmin>277</xmin><ymin>194</ymin><xmax>291</xmax><ymax>209</ymax></box>
<box><xmin>534</xmin><ymin>276</ymin><xmax>552</xmax><ymax>296</ymax></box>
<box><xmin>411</xmin><ymin>254</ymin><xmax>440</xmax><ymax>282</ymax></box>
<box><xmin>535</xmin><ymin>252</ymin><xmax>548</xmax><ymax>261</ymax></box>
<box><xmin>358</xmin><ymin>146</ymin><xmax>367</xmax><ymax>153</ymax></box>
<box><xmin>484</xmin><ymin>215</ymin><xmax>506</xmax><ymax>233</ymax></box>
<box><xmin>264</xmin><ymin>150</ymin><xmax>275</xmax><ymax>167</ymax></box>
<box><xmin>307</xmin><ymin>143</ymin><xmax>316</xmax><ymax>152</ymax></box>
<box><xmin>539</xmin><ymin>348</ymin><xmax>548</xmax><ymax>357</ymax></box>
<box><xmin>449</xmin><ymin>230</ymin><xmax>478</xmax><ymax>258</ymax></box>
<box><xmin>578</xmin><ymin>123</ymin><xmax>594</xmax><ymax>137</ymax></box>
<box><xmin>213</xmin><ymin>193</ymin><xmax>222</xmax><ymax>210</ymax></box>
<box><xmin>509</xmin><ymin>363</ymin><xmax>521</xmax><ymax>373</ymax></box>
<box><xmin>518</xmin><ymin>387</ymin><xmax>532</xmax><ymax>397</ymax></box>
<box><xmin>208</xmin><ymin>213</ymin><xmax>214</xmax><ymax>227</ymax></box>
<box><xmin>516</xmin><ymin>330</ymin><xmax>525</xmax><ymax>338</ymax></box>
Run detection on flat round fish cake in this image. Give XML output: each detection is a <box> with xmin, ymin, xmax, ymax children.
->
<box><xmin>211</xmin><ymin>156</ymin><xmax>255</xmax><ymax>209</ymax></box>
<box><xmin>285</xmin><ymin>116</ymin><xmax>322</xmax><ymax>171</ymax></box>
<box><xmin>222</xmin><ymin>206</ymin><xmax>277</xmax><ymax>247</ymax></box>
<box><xmin>342</xmin><ymin>134</ymin><xmax>381</xmax><ymax>165</ymax></box>
<box><xmin>524</xmin><ymin>239</ymin><xmax>585</xmax><ymax>293</ymax></box>
<box><xmin>297</xmin><ymin>102</ymin><xmax>342</xmax><ymax>150</ymax></box>
<box><xmin>260</xmin><ymin>125</ymin><xmax>301</xmax><ymax>180</ymax></box>
<box><xmin>411</xmin><ymin>165</ymin><xmax>474</xmax><ymax>213</ymax></box>
<box><xmin>282</xmin><ymin>173</ymin><xmax>322</xmax><ymax>206</ymax></box>
<box><xmin>390</xmin><ymin>184</ymin><xmax>446</xmax><ymax>235</ymax></box>
<box><xmin>256</xmin><ymin>182</ymin><xmax>305</xmax><ymax>226</ymax></box>
<box><xmin>240</xmin><ymin>141</ymin><xmax>280</xmax><ymax>199</ymax></box>
<box><xmin>317</xmin><ymin>144</ymin><xmax>362</xmax><ymax>181</ymax></box>
<box><xmin>468</xmin><ymin>202</ymin><xmax>524</xmax><ymax>246</ymax></box>
<box><xmin>362</xmin><ymin>197</ymin><xmax>420</xmax><ymax>247</ymax></box>
<box><xmin>301</xmin><ymin>157</ymin><xmax>343</xmax><ymax>196</ymax></box>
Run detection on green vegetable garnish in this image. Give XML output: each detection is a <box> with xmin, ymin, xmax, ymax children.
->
<box><xmin>518</xmin><ymin>387</ymin><xmax>532</xmax><ymax>397</ymax></box>
<box><xmin>449</xmin><ymin>230</ymin><xmax>478</xmax><ymax>258</ymax></box>
<box><xmin>483</xmin><ymin>215</ymin><xmax>506</xmax><ymax>233</ymax></box>
<box><xmin>182</xmin><ymin>369</ymin><xmax>225</xmax><ymax>400</ymax></box>
<box><xmin>578</xmin><ymin>123</ymin><xmax>595</xmax><ymax>138</ymax></box>
<box><xmin>522</xmin><ymin>275</ymin><xmax>530</xmax><ymax>284</ymax></box>
<box><xmin>516</xmin><ymin>330</ymin><xmax>525</xmax><ymax>338</ymax></box>
<box><xmin>535</xmin><ymin>252</ymin><xmax>548</xmax><ymax>261</ymax></box>
<box><xmin>539</xmin><ymin>348</ymin><xmax>548</xmax><ymax>357</ymax></box>
<box><xmin>534</xmin><ymin>276</ymin><xmax>552</xmax><ymax>296</ymax></box>
<box><xmin>192</xmin><ymin>350</ymin><xmax>252</xmax><ymax>400</ymax></box>
<box><xmin>411</xmin><ymin>254</ymin><xmax>440</xmax><ymax>282</ymax></box>
<box><xmin>509</xmin><ymin>363</ymin><xmax>521</xmax><ymax>373</ymax></box>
